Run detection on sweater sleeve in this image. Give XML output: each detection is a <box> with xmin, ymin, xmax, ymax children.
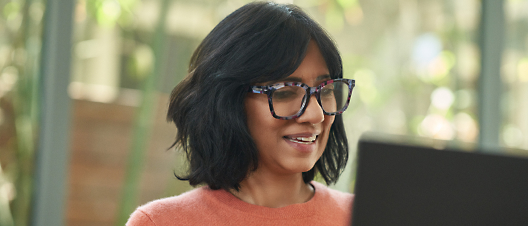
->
<box><xmin>126</xmin><ymin>209</ymin><xmax>157</xmax><ymax>226</ymax></box>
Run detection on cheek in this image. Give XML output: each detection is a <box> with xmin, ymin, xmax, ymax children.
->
<box><xmin>245</xmin><ymin>96</ymin><xmax>274</xmax><ymax>139</ymax></box>
<box><xmin>324</xmin><ymin>116</ymin><xmax>335</xmax><ymax>130</ymax></box>
<box><xmin>320</xmin><ymin>116</ymin><xmax>335</xmax><ymax>142</ymax></box>
<box><xmin>244</xmin><ymin>96</ymin><xmax>288</xmax><ymax>150</ymax></box>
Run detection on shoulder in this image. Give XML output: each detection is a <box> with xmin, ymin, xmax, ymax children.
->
<box><xmin>309</xmin><ymin>181</ymin><xmax>354</xmax><ymax>225</ymax></box>
<box><xmin>311</xmin><ymin>181</ymin><xmax>354</xmax><ymax>205</ymax></box>
<box><xmin>310</xmin><ymin>181</ymin><xmax>354</xmax><ymax>223</ymax></box>
<box><xmin>126</xmin><ymin>187</ymin><xmax>209</xmax><ymax>226</ymax></box>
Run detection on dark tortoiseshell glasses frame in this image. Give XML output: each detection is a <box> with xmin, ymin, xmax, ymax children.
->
<box><xmin>248</xmin><ymin>79</ymin><xmax>355</xmax><ymax>120</ymax></box>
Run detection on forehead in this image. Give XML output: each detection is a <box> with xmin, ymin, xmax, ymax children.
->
<box><xmin>252</xmin><ymin>39</ymin><xmax>336</xmax><ymax>87</ymax></box>
<box><xmin>271</xmin><ymin>41</ymin><xmax>330</xmax><ymax>85</ymax></box>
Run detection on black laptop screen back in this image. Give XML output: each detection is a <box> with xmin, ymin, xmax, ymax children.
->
<box><xmin>352</xmin><ymin>139</ymin><xmax>528</xmax><ymax>226</ymax></box>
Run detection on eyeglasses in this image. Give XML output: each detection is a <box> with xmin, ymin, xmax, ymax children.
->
<box><xmin>248</xmin><ymin>79</ymin><xmax>355</xmax><ymax>120</ymax></box>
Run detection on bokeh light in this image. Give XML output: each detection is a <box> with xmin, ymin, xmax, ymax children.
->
<box><xmin>502</xmin><ymin>124</ymin><xmax>525</xmax><ymax>148</ymax></box>
<box><xmin>431</xmin><ymin>87</ymin><xmax>454</xmax><ymax>110</ymax></box>
<box><xmin>453</xmin><ymin>112</ymin><xmax>478</xmax><ymax>142</ymax></box>
<box><xmin>419</xmin><ymin>114</ymin><xmax>455</xmax><ymax>140</ymax></box>
<box><xmin>354</xmin><ymin>69</ymin><xmax>378</xmax><ymax>104</ymax></box>
<box><xmin>517</xmin><ymin>58</ymin><xmax>528</xmax><ymax>82</ymax></box>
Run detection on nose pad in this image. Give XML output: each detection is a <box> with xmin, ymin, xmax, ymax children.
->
<box><xmin>297</xmin><ymin>95</ymin><xmax>324</xmax><ymax>124</ymax></box>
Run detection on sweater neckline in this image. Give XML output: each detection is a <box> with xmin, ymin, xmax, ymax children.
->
<box><xmin>202</xmin><ymin>181</ymin><xmax>326</xmax><ymax>219</ymax></box>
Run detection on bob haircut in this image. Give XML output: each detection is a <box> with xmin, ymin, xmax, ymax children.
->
<box><xmin>167</xmin><ymin>1</ymin><xmax>348</xmax><ymax>191</ymax></box>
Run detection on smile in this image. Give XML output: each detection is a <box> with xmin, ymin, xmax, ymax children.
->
<box><xmin>285</xmin><ymin>135</ymin><xmax>318</xmax><ymax>144</ymax></box>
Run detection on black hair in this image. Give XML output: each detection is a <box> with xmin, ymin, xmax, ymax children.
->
<box><xmin>167</xmin><ymin>1</ymin><xmax>348</xmax><ymax>191</ymax></box>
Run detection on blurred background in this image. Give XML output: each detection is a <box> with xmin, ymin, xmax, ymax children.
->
<box><xmin>0</xmin><ymin>0</ymin><xmax>527</xmax><ymax>225</ymax></box>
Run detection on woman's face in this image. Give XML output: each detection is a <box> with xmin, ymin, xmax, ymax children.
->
<box><xmin>245</xmin><ymin>40</ymin><xmax>335</xmax><ymax>176</ymax></box>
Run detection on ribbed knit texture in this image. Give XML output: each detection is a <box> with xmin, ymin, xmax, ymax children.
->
<box><xmin>126</xmin><ymin>181</ymin><xmax>354</xmax><ymax>225</ymax></box>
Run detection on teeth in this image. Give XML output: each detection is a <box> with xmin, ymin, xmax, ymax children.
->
<box><xmin>288</xmin><ymin>135</ymin><xmax>317</xmax><ymax>144</ymax></box>
<box><xmin>299</xmin><ymin>136</ymin><xmax>317</xmax><ymax>142</ymax></box>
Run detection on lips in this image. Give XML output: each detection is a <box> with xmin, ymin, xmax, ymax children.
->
<box><xmin>284</xmin><ymin>135</ymin><xmax>318</xmax><ymax>144</ymax></box>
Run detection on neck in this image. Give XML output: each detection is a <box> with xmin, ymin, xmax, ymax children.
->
<box><xmin>230</xmin><ymin>170</ymin><xmax>314</xmax><ymax>208</ymax></box>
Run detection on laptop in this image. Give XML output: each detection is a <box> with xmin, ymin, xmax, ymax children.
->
<box><xmin>351</xmin><ymin>133</ymin><xmax>528</xmax><ymax>226</ymax></box>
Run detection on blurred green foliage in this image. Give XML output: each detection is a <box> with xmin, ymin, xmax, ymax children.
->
<box><xmin>1</xmin><ymin>0</ymin><xmax>528</xmax><ymax>225</ymax></box>
<box><xmin>0</xmin><ymin>0</ymin><xmax>44</xmax><ymax>224</ymax></box>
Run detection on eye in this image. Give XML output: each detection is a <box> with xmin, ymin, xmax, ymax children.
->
<box><xmin>320</xmin><ymin>84</ymin><xmax>335</xmax><ymax>97</ymax></box>
<box><xmin>272</xmin><ymin>86</ymin><xmax>304</xmax><ymax>101</ymax></box>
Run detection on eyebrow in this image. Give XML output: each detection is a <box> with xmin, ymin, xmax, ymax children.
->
<box><xmin>267</xmin><ymin>74</ymin><xmax>331</xmax><ymax>85</ymax></box>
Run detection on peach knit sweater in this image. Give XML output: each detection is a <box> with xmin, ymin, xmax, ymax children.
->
<box><xmin>126</xmin><ymin>181</ymin><xmax>354</xmax><ymax>226</ymax></box>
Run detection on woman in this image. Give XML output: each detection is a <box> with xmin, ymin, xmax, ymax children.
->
<box><xmin>127</xmin><ymin>1</ymin><xmax>356</xmax><ymax>225</ymax></box>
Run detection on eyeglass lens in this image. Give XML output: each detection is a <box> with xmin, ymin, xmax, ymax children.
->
<box><xmin>271</xmin><ymin>81</ymin><xmax>349</xmax><ymax>117</ymax></box>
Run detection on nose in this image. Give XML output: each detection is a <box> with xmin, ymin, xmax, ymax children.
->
<box><xmin>296</xmin><ymin>95</ymin><xmax>325</xmax><ymax>124</ymax></box>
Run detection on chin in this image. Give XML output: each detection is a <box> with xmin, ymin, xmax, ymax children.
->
<box><xmin>291</xmin><ymin>162</ymin><xmax>318</xmax><ymax>174</ymax></box>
